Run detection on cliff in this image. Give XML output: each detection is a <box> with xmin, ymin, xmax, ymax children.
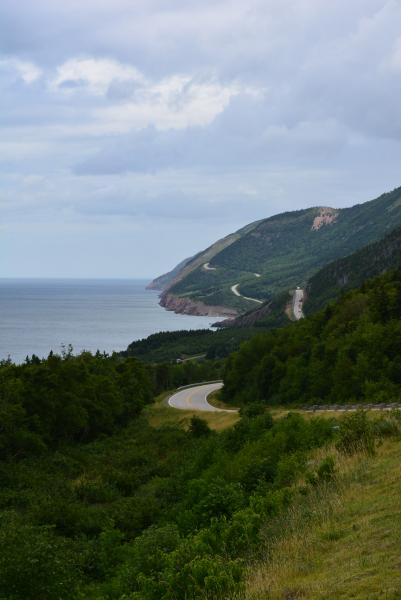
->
<box><xmin>160</xmin><ymin>292</ymin><xmax>238</xmax><ymax>318</ymax></box>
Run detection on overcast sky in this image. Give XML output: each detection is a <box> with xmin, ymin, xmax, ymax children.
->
<box><xmin>2</xmin><ymin>0</ymin><xmax>401</xmax><ymax>278</ymax></box>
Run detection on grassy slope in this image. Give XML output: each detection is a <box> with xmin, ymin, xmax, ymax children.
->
<box><xmin>245</xmin><ymin>438</ymin><xmax>401</xmax><ymax>599</ymax></box>
<box><xmin>145</xmin><ymin>391</ymin><xmax>240</xmax><ymax>431</ymax></box>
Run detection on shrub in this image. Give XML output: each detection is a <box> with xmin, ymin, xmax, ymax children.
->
<box><xmin>336</xmin><ymin>411</ymin><xmax>375</xmax><ymax>455</ymax></box>
<box><xmin>189</xmin><ymin>416</ymin><xmax>211</xmax><ymax>438</ymax></box>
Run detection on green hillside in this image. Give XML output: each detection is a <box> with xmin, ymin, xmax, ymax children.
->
<box><xmin>150</xmin><ymin>218</ymin><xmax>262</xmax><ymax>296</ymax></box>
<box><xmin>154</xmin><ymin>186</ymin><xmax>401</xmax><ymax>313</ymax></box>
<box><xmin>1</xmin><ymin>348</ymin><xmax>400</xmax><ymax>599</ymax></box>
<box><xmin>305</xmin><ymin>224</ymin><xmax>401</xmax><ymax>313</ymax></box>
<box><xmin>225</xmin><ymin>222</ymin><xmax>401</xmax><ymax>330</ymax></box>
<box><xmin>223</xmin><ymin>267</ymin><xmax>401</xmax><ymax>407</ymax></box>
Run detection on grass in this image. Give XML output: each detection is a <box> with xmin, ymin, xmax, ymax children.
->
<box><xmin>206</xmin><ymin>389</ymin><xmax>238</xmax><ymax>411</ymax></box>
<box><xmin>144</xmin><ymin>391</ymin><xmax>240</xmax><ymax>432</ymax></box>
<box><xmin>244</xmin><ymin>438</ymin><xmax>401</xmax><ymax>599</ymax></box>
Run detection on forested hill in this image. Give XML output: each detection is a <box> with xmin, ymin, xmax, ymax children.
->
<box><xmin>223</xmin><ymin>267</ymin><xmax>401</xmax><ymax>407</ymax></box>
<box><xmin>151</xmin><ymin>186</ymin><xmax>401</xmax><ymax>315</ymax></box>
<box><xmin>305</xmin><ymin>224</ymin><xmax>401</xmax><ymax>313</ymax></box>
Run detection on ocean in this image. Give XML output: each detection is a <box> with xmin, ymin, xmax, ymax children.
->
<box><xmin>0</xmin><ymin>279</ymin><xmax>221</xmax><ymax>363</ymax></box>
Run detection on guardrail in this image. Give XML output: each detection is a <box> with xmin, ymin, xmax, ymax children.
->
<box><xmin>176</xmin><ymin>380</ymin><xmax>223</xmax><ymax>391</ymax></box>
<box><xmin>302</xmin><ymin>402</ymin><xmax>401</xmax><ymax>412</ymax></box>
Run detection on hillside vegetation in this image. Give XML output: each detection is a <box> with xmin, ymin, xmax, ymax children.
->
<box><xmin>0</xmin><ymin>349</ymin><xmax>222</xmax><ymax>459</ymax></box>
<box><xmin>306</xmin><ymin>224</ymin><xmax>401</xmax><ymax>313</ymax></box>
<box><xmin>0</xmin><ymin>363</ymin><xmax>338</xmax><ymax>599</ymax></box>
<box><xmin>223</xmin><ymin>268</ymin><xmax>401</xmax><ymax>407</ymax></box>
<box><xmin>152</xmin><ymin>186</ymin><xmax>401</xmax><ymax>313</ymax></box>
<box><xmin>245</xmin><ymin>435</ymin><xmax>401</xmax><ymax>599</ymax></box>
<box><xmin>1</xmin><ymin>365</ymin><xmax>400</xmax><ymax>599</ymax></box>
<box><xmin>123</xmin><ymin>328</ymin><xmax>265</xmax><ymax>363</ymax></box>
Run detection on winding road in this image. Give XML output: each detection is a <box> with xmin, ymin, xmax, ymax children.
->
<box><xmin>231</xmin><ymin>283</ymin><xmax>263</xmax><ymax>304</ymax></box>
<box><xmin>168</xmin><ymin>382</ymin><xmax>237</xmax><ymax>412</ymax></box>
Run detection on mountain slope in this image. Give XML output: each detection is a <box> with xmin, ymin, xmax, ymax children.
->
<box><xmin>222</xmin><ymin>222</ymin><xmax>401</xmax><ymax>329</ymax></box>
<box><xmin>305</xmin><ymin>224</ymin><xmax>401</xmax><ymax>313</ymax></box>
<box><xmin>147</xmin><ymin>256</ymin><xmax>194</xmax><ymax>291</ymax></box>
<box><xmin>223</xmin><ymin>266</ymin><xmax>401</xmax><ymax>407</ymax></box>
<box><xmin>151</xmin><ymin>186</ymin><xmax>401</xmax><ymax>315</ymax></box>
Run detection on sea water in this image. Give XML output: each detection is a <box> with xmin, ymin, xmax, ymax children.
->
<box><xmin>0</xmin><ymin>279</ymin><xmax>221</xmax><ymax>363</ymax></box>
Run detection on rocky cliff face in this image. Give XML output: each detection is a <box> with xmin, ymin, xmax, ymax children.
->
<box><xmin>160</xmin><ymin>292</ymin><xmax>238</xmax><ymax>317</ymax></box>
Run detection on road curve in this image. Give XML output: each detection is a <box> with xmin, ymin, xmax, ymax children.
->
<box><xmin>168</xmin><ymin>382</ymin><xmax>237</xmax><ymax>412</ymax></box>
<box><xmin>231</xmin><ymin>283</ymin><xmax>263</xmax><ymax>304</ymax></box>
<box><xmin>203</xmin><ymin>262</ymin><xmax>217</xmax><ymax>271</ymax></box>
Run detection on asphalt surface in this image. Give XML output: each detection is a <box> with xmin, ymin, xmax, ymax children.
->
<box><xmin>203</xmin><ymin>262</ymin><xmax>217</xmax><ymax>271</ymax></box>
<box><xmin>230</xmin><ymin>283</ymin><xmax>263</xmax><ymax>304</ymax></box>
<box><xmin>168</xmin><ymin>382</ymin><xmax>237</xmax><ymax>412</ymax></box>
<box><xmin>293</xmin><ymin>287</ymin><xmax>304</xmax><ymax>320</ymax></box>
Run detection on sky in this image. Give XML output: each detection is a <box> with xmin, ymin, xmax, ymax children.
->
<box><xmin>1</xmin><ymin>0</ymin><xmax>401</xmax><ymax>278</ymax></box>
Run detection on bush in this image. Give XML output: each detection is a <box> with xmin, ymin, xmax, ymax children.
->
<box><xmin>189</xmin><ymin>416</ymin><xmax>211</xmax><ymax>438</ymax></box>
<box><xmin>336</xmin><ymin>411</ymin><xmax>375</xmax><ymax>455</ymax></box>
<box><xmin>0</xmin><ymin>517</ymin><xmax>80</xmax><ymax>600</ymax></box>
<box><xmin>240</xmin><ymin>403</ymin><xmax>266</xmax><ymax>418</ymax></box>
<box><xmin>317</xmin><ymin>456</ymin><xmax>336</xmax><ymax>482</ymax></box>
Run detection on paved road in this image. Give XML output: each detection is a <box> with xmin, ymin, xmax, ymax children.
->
<box><xmin>231</xmin><ymin>283</ymin><xmax>263</xmax><ymax>304</ymax></box>
<box><xmin>203</xmin><ymin>262</ymin><xmax>217</xmax><ymax>271</ymax></box>
<box><xmin>168</xmin><ymin>382</ymin><xmax>237</xmax><ymax>412</ymax></box>
<box><xmin>293</xmin><ymin>287</ymin><xmax>304</xmax><ymax>320</ymax></box>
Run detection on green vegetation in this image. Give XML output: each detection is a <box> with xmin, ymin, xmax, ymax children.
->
<box><xmin>145</xmin><ymin>391</ymin><xmax>240</xmax><ymax>432</ymax></box>
<box><xmin>0</xmin><ymin>408</ymin><xmax>336</xmax><ymax>599</ymax></box>
<box><xmin>154</xmin><ymin>186</ymin><xmax>401</xmax><ymax>311</ymax></box>
<box><xmin>0</xmin><ymin>347</ymin><xmax>227</xmax><ymax>461</ymax></box>
<box><xmin>223</xmin><ymin>268</ymin><xmax>401</xmax><ymax>407</ymax></box>
<box><xmin>306</xmin><ymin>223</ymin><xmax>401</xmax><ymax>313</ymax></box>
<box><xmin>1</xmin><ymin>360</ymin><xmax>400</xmax><ymax>599</ymax></box>
<box><xmin>245</xmin><ymin>431</ymin><xmax>401</xmax><ymax>599</ymax></box>
<box><xmin>123</xmin><ymin>328</ymin><xmax>263</xmax><ymax>362</ymax></box>
<box><xmin>0</xmin><ymin>349</ymin><xmax>153</xmax><ymax>458</ymax></box>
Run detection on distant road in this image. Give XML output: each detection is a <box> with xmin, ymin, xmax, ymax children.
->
<box><xmin>231</xmin><ymin>283</ymin><xmax>263</xmax><ymax>304</ymax></box>
<box><xmin>293</xmin><ymin>287</ymin><xmax>304</xmax><ymax>320</ymax></box>
<box><xmin>168</xmin><ymin>382</ymin><xmax>237</xmax><ymax>412</ymax></box>
<box><xmin>203</xmin><ymin>262</ymin><xmax>217</xmax><ymax>271</ymax></box>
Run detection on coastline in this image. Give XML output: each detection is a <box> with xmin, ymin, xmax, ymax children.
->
<box><xmin>159</xmin><ymin>291</ymin><xmax>238</xmax><ymax>318</ymax></box>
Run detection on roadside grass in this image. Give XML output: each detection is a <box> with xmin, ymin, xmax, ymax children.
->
<box><xmin>206</xmin><ymin>389</ymin><xmax>238</xmax><ymax>411</ymax></box>
<box><xmin>244</xmin><ymin>438</ymin><xmax>401</xmax><ymax>599</ymax></box>
<box><xmin>145</xmin><ymin>391</ymin><xmax>239</xmax><ymax>431</ymax></box>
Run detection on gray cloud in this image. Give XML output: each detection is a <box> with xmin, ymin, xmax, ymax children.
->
<box><xmin>1</xmin><ymin>0</ymin><xmax>401</xmax><ymax>277</ymax></box>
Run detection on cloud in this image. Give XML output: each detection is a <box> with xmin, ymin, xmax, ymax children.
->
<box><xmin>95</xmin><ymin>76</ymin><xmax>257</xmax><ymax>131</ymax></box>
<box><xmin>1</xmin><ymin>0</ymin><xmax>401</xmax><ymax>277</ymax></box>
<box><xmin>50</xmin><ymin>57</ymin><xmax>144</xmax><ymax>95</ymax></box>
<box><xmin>0</xmin><ymin>57</ymin><xmax>42</xmax><ymax>83</ymax></box>
<box><xmin>49</xmin><ymin>56</ymin><xmax>257</xmax><ymax>132</ymax></box>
